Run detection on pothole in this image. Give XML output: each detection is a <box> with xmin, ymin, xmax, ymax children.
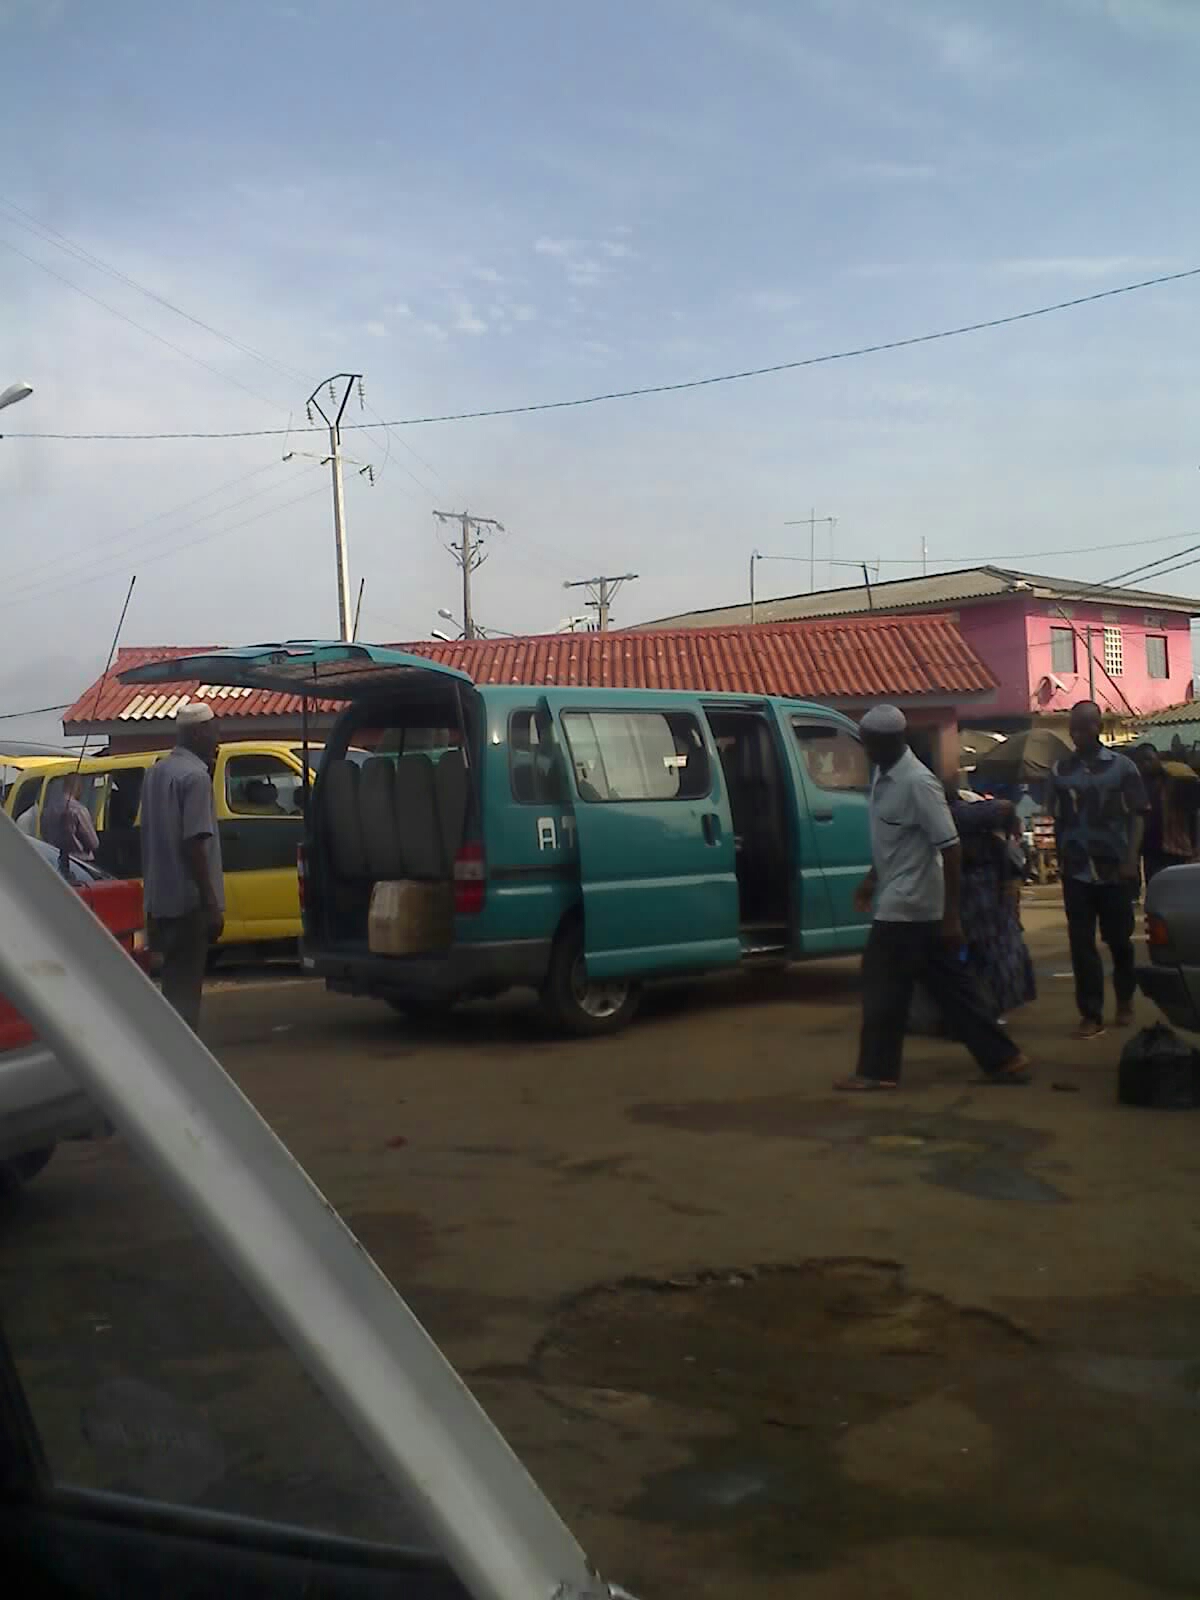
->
<box><xmin>536</xmin><ymin>1258</ymin><xmax>1035</xmax><ymax>1438</ymax></box>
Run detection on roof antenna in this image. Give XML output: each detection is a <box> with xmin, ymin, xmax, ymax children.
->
<box><xmin>60</xmin><ymin>575</ymin><xmax>136</xmax><ymax>878</ymax></box>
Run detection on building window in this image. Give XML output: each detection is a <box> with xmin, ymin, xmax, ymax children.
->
<box><xmin>1049</xmin><ymin>626</ymin><xmax>1076</xmax><ymax>675</ymax></box>
<box><xmin>1103</xmin><ymin>626</ymin><xmax>1124</xmax><ymax>678</ymax></box>
<box><xmin>1146</xmin><ymin>635</ymin><xmax>1169</xmax><ymax>681</ymax></box>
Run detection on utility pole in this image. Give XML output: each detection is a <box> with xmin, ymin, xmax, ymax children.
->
<box><xmin>784</xmin><ymin>509</ymin><xmax>837</xmax><ymax>593</ymax></box>
<box><xmin>562</xmin><ymin>572</ymin><xmax>639</xmax><ymax>631</ymax></box>
<box><xmin>307</xmin><ymin>374</ymin><xmax>362</xmax><ymax>641</ymax></box>
<box><xmin>433</xmin><ymin>511</ymin><xmax>504</xmax><ymax>639</ymax></box>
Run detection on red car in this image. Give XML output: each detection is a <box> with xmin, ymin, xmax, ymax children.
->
<box><xmin>0</xmin><ymin>838</ymin><xmax>147</xmax><ymax>1193</ymax></box>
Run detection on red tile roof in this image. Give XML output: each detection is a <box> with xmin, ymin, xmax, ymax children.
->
<box><xmin>63</xmin><ymin>615</ymin><xmax>995</xmax><ymax>731</ymax></box>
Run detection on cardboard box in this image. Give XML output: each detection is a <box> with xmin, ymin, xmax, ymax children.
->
<box><xmin>368</xmin><ymin>879</ymin><xmax>454</xmax><ymax>956</ymax></box>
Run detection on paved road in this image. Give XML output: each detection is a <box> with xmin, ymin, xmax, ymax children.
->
<box><xmin>5</xmin><ymin>901</ymin><xmax>1200</xmax><ymax>1597</ymax></box>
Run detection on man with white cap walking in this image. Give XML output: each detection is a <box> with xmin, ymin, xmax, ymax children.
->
<box><xmin>836</xmin><ymin>704</ymin><xmax>1032</xmax><ymax>1091</ymax></box>
<box><xmin>140</xmin><ymin>702</ymin><xmax>224</xmax><ymax>1032</ymax></box>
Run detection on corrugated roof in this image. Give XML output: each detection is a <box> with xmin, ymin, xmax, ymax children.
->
<box><xmin>634</xmin><ymin>564</ymin><xmax>1200</xmax><ymax>629</ymax></box>
<box><xmin>63</xmin><ymin>617</ymin><xmax>995</xmax><ymax>731</ymax></box>
<box><xmin>1137</xmin><ymin>700</ymin><xmax>1200</xmax><ymax>726</ymax></box>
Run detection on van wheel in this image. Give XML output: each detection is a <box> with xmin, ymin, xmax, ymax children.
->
<box><xmin>542</xmin><ymin>924</ymin><xmax>639</xmax><ymax>1037</ymax></box>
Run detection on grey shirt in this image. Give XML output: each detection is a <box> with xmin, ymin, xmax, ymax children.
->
<box><xmin>140</xmin><ymin>746</ymin><xmax>224</xmax><ymax>918</ymax></box>
<box><xmin>869</xmin><ymin>747</ymin><xmax>959</xmax><ymax>922</ymax></box>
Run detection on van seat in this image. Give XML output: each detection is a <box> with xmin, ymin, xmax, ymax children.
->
<box><xmin>359</xmin><ymin>758</ymin><xmax>407</xmax><ymax>879</ymax></box>
<box><xmin>393</xmin><ymin>754</ymin><xmax>441</xmax><ymax>879</ymax></box>
<box><xmin>323</xmin><ymin>759</ymin><xmax>369</xmax><ymax>879</ymax></box>
<box><xmin>434</xmin><ymin>748</ymin><xmax>469</xmax><ymax>873</ymax></box>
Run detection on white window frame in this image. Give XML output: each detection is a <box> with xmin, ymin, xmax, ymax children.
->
<box><xmin>1102</xmin><ymin>626</ymin><xmax>1124</xmax><ymax>678</ymax></box>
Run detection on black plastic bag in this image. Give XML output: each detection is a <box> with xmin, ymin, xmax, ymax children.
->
<box><xmin>1118</xmin><ymin>1023</ymin><xmax>1200</xmax><ymax>1110</ymax></box>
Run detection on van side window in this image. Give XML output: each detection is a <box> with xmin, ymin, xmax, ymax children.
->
<box><xmin>106</xmin><ymin>768</ymin><xmax>145</xmax><ymax>829</ymax></box>
<box><xmin>225</xmin><ymin>754</ymin><xmax>305</xmax><ymax>816</ymax></box>
<box><xmin>792</xmin><ymin>722</ymin><xmax>870</xmax><ymax>792</ymax></box>
<box><xmin>10</xmin><ymin>775</ymin><xmax>42</xmax><ymax>822</ymax></box>
<box><xmin>560</xmin><ymin>711</ymin><xmax>710</xmax><ymax>803</ymax></box>
<box><xmin>509</xmin><ymin>709</ymin><xmax>564</xmax><ymax>805</ymax></box>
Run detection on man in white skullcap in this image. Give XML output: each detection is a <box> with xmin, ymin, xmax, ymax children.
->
<box><xmin>140</xmin><ymin>702</ymin><xmax>224</xmax><ymax>1032</ymax></box>
<box><xmin>836</xmin><ymin>704</ymin><xmax>1032</xmax><ymax>1091</ymax></box>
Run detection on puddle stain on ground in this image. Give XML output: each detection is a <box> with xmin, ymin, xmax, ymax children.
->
<box><xmin>629</xmin><ymin>1097</ymin><xmax>1067</xmax><ymax>1205</ymax></box>
<box><xmin>532</xmin><ymin>1258</ymin><xmax>1200</xmax><ymax>1591</ymax></box>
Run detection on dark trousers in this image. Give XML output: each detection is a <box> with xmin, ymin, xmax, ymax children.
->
<box><xmin>149</xmin><ymin>908</ymin><xmax>210</xmax><ymax>1033</ymax></box>
<box><xmin>1062</xmin><ymin>877</ymin><xmax>1136</xmax><ymax>1024</ymax></box>
<box><xmin>858</xmin><ymin>920</ymin><xmax>1019</xmax><ymax>1083</ymax></box>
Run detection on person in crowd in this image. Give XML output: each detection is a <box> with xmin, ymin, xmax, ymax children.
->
<box><xmin>1130</xmin><ymin>743</ymin><xmax>1198</xmax><ymax>884</ymax></box>
<box><xmin>1051</xmin><ymin>701</ymin><xmax>1148</xmax><ymax>1039</ymax></box>
<box><xmin>41</xmin><ymin>772</ymin><xmax>99</xmax><ymax>862</ymax></box>
<box><xmin>944</xmin><ymin>785</ymin><xmax>1035</xmax><ymax>1021</ymax></box>
<box><xmin>835</xmin><ymin>704</ymin><xmax>1032</xmax><ymax>1092</ymax></box>
<box><xmin>140</xmin><ymin>703</ymin><xmax>223</xmax><ymax>1032</ymax></box>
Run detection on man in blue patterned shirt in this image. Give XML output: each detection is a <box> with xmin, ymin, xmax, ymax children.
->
<box><xmin>1052</xmin><ymin>701</ymin><xmax>1148</xmax><ymax>1040</ymax></box>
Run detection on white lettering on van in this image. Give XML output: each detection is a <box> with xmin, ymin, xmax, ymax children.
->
<box><xmin>536</xmin><ymin>816</ymin><xmax>558</xmax><ymax>851</ymax></box>
<box><xmin>560</xmin><ymin>814</ymin><xmax>577</xmax><ymax>851</ymax></box>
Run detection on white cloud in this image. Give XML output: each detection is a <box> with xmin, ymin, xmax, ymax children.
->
<box><xmin>1063</xmin><ymin>0</ymin><xmax>1200</xmax><ymax>38</ymax></box>
<box><xmin>417</xmin><ymin>319</ymin><xmax>447</xmax><ymax>341</ymax></box>
<box><xmin>566</xmin><ymin>258</ymin><xmax>608</xmax><ymax>288</ymax></box>
<box><xmin>365</xmin><ymin>320</ymin><xmax>388</xmax><ymax>338</ymax></box>
<box><xmin>840</xmin><ymin>159</ymin><xmax>940</xmax><ymax>181</ymax></box>
<box><xmin>534</xmin><ymin>235</ymin><xmax>575</xmax><ymax>258</ymax></box>
<box><xmin>452</xmin><ymin>300</ymin><xmax>487</xmax><ymax>335</ymax></box>
<box><xmin>600</xmin><ymin>239</ymin><xmax>634</xmax><ymax>258</ymax></box>
<box><xmin>743</xmin><ymin>289</ymin><xmax>806</xmax><ymax>314</ymax></box>
<box><xmin>997</xmin><ymin>255</ymin><xmax>1176</xmax><ymax>279</ymax></box>
<box><xmin>386</xmin><ymin>301</ymin><xmax>412</xmax><ymax>318</ymax></box>
<box><xmin>511</xmin><ymin>304</ymin><xmax>537</xmax><ymax>322</ymax></box>
<box><xmin>471</xmin><ymin>265</ymin><xmax>504</xmax><ymax>283</ymax></box>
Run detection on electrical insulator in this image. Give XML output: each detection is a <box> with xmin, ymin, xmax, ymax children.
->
<box><xmin>357</xmin><ymin>377</ymin><xmax>365</xmax><ymax>408</ymax></box>
<box><xmin>305</xmin><ymin>402</ymin><xmax>314</xmax><ymax>424</ymax></box>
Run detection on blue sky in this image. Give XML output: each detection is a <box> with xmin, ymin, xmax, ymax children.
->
<box><xmin>3</xmin><ymin>0</ymin><xmax>1200</xmax><ymax>735</ymax></box>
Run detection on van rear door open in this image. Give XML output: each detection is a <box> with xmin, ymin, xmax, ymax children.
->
<box><xmin>541</xmin><ymin>693</ymin><xmax>740</xmax><ymax>980</ymax></box>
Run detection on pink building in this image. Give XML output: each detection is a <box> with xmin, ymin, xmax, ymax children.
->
<box><xmin>637</xmin><ymin>565</ymin><xmax>1199</xmax><ymax>729</ymax></box>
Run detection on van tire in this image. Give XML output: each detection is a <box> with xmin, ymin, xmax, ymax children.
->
<box><xmin>541</xmin><ymin>923</ymin><xmax>639</xmax><ymax>1037</ymax></box>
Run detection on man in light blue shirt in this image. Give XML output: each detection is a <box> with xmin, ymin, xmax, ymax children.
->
<box><xmin>837</xmin><ymin>705</ymin><xmax>1031</xmax><ymax>1091</ymax></box>
<box><xmin>141</xmin><ymin>703</ymin><xmax>223</xmax><ymax>1031</ymax></box>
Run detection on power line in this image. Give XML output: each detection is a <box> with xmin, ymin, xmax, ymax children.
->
<box><xmin>3</xmin><ymin>460</ymin><xmax>284</xmax><ymax>592</ymax></box>
<box><xmin>0</xmin><ymin>701</ymin><xmax>71</xmax><ymax>721</ymax></box>
<box><xmin>806</xmin><ymin>529</ymin><xmax>1200</xmax><ymax>566</ymax></box>
<box><xmin>7</xmin><ymin>263</ymin><xmax>1199</xmax><ymax>442</ymax></box>
<box><xmin>0</xmin><ymin>234</ymin><xmax>285</xmax><ymax>412</ymax></box>
<box><xmin>0</xmin><ymin>477</ymin><xmax>327</xmax><ymax>614</ymax></box>
<box><xmin>0</xmin><ymin>196</ymin><xmax>307</xmax><ymax>389</ymax></box>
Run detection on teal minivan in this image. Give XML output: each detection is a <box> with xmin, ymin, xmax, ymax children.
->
<box><xmin>121</xmin><ymin>643</ymin><xmax>875</xmax><ymax>1033</ymax></box>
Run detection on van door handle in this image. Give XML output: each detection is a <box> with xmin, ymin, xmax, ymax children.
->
<box><xmin>701</xmin><ymin>812</ymin><xmax>721</xmax><ymax>845</ymax></box>
<box><xmin>812</xmin><ymin>809</ymin><xmax>834</xmax><ymax>823</ymax></box>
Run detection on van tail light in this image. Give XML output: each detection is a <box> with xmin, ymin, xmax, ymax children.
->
<box><xmin>454</xmin><ymin>841</ymin><xmax>486</xmax><ymax>916</ymax></box>
<box><xmin>297</xmin><ymin>844</ymin><xmax>307</xmax><ymax>913</ymax></box>
<box><xmin>1147</xmin><ymin>913</ymin><xmax>1170</xmax><ymax>949</ymax></box>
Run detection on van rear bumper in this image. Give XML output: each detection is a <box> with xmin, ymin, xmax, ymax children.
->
<box><xmin>302</xmin><ymin>938</ymin><xmax>553</xmax><ymax>1003</ymax></box>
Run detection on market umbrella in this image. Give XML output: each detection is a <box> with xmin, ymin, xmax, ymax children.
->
<box><xmin>973</xmin><ymin>728</ymin><xmax>1073</xmax><ymax>784</ymax></box>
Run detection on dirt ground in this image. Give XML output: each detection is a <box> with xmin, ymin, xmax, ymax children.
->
<box><xmin>5</xmin><ymin>893</ymin><xmax>1200</xmax><ymax>1598</ymax></box>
